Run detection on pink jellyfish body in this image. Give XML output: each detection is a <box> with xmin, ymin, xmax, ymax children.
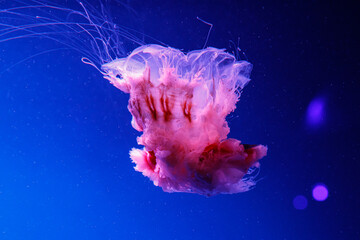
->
<box><xmin>102</xmin><ymin>44</ymin><xmax>267</xmax><ymax>196</ymax></box>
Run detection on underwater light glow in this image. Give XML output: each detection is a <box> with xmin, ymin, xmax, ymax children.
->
<box><xmin>306</xmin><ymin>97</ymin><xmax>325</xmax><ymax>127</ymax></box>
<box><xmin>312</xmin><ymin>184</ymin><xmax>328</xmax><ymax>201</ymax></box>
<box><xmin>293</xmin><ymin>195</ymin><xmax>308</xmax><ymax>210</ymax></box>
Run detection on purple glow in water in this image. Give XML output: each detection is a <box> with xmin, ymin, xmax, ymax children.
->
<box><xmin>293</xmin><ymin>195</ymin><xmax>308</xmax><ymax>210</ymax></box>
<box><xmin>306</xmin><ymin>97</ymin><xmax>325</xmax><ymax>127</ymax></box>
<box><xmin>312</xmin><ymin>184</ymin><xmax>329</xmax><ymax>201</ymax></box>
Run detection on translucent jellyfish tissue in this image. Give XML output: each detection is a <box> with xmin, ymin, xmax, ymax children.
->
<box><xmin>102</xmin><ymin>44</ymin><xmax>267</xmax><ymax>196</ymax></box>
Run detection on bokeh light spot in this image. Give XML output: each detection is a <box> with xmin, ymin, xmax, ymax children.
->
<box><xmin>312</xmin><ymin>184</ymin><xmax>328</xmax><ymax>201</ymax></box>
<box><xmin>306</xmin><ymin>96</ymin><xmax>326</xmax><ymax>127</ymax></box>
<box><xmin>293</xmin><ymin>195</ymin><xmax>308</xmax><ymax>210</ymax></box>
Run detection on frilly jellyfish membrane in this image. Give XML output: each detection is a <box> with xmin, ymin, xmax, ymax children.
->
<box><xmin>0</xmin><ymin>0</ymin><xmax>267</xmax><ymax>196</ymax></box>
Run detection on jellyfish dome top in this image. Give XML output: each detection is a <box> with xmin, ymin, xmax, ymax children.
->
<box><xmin>102</xmin><ymin>44</ymin><xmax>267</xmax><ymax>196</ymax></box>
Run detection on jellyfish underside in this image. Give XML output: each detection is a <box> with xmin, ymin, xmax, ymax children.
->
<box><xmin>102</xmin><ymin>44</ymin><xmax>267</xmax><ymax>196</ymax></box>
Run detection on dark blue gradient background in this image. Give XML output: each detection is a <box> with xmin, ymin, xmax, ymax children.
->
<box><xmin>0</xmin><ymin>1</ymin><xmax>358</xmax><ymax>239</ymax></box>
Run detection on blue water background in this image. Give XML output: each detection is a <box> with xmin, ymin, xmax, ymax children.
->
<box><xmin>0</xmin><ymin>0</ymin><xmax>358</xmax><ymax>239</ymax></box>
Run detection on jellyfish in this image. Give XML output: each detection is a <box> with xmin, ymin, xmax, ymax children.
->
<box><xmin>1</xmin><ymin>1</ymin><xmax>267</xmax><ymax>196</ymax></box>
<box><xmin>102</xmin><ymin>45</ymin><xmax>267</xmax><ymax>195</ymax></box>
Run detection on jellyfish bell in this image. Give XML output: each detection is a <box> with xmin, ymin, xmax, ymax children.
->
<box><xmin>102</xmin><ymin>45</ymin><xmax>267</xmax><ymax>196</ymax></box>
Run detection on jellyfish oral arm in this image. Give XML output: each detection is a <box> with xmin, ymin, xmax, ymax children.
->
<box><xmin>102</xmin><ymin>44</ymin><xmax>267</xmax><ymax>196</ymax></box>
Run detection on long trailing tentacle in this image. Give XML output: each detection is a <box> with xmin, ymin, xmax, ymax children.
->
<box><xmin>0</xmin><ymin>0</ymin><xmax>149</xmax><ymax>70</ymax></box>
